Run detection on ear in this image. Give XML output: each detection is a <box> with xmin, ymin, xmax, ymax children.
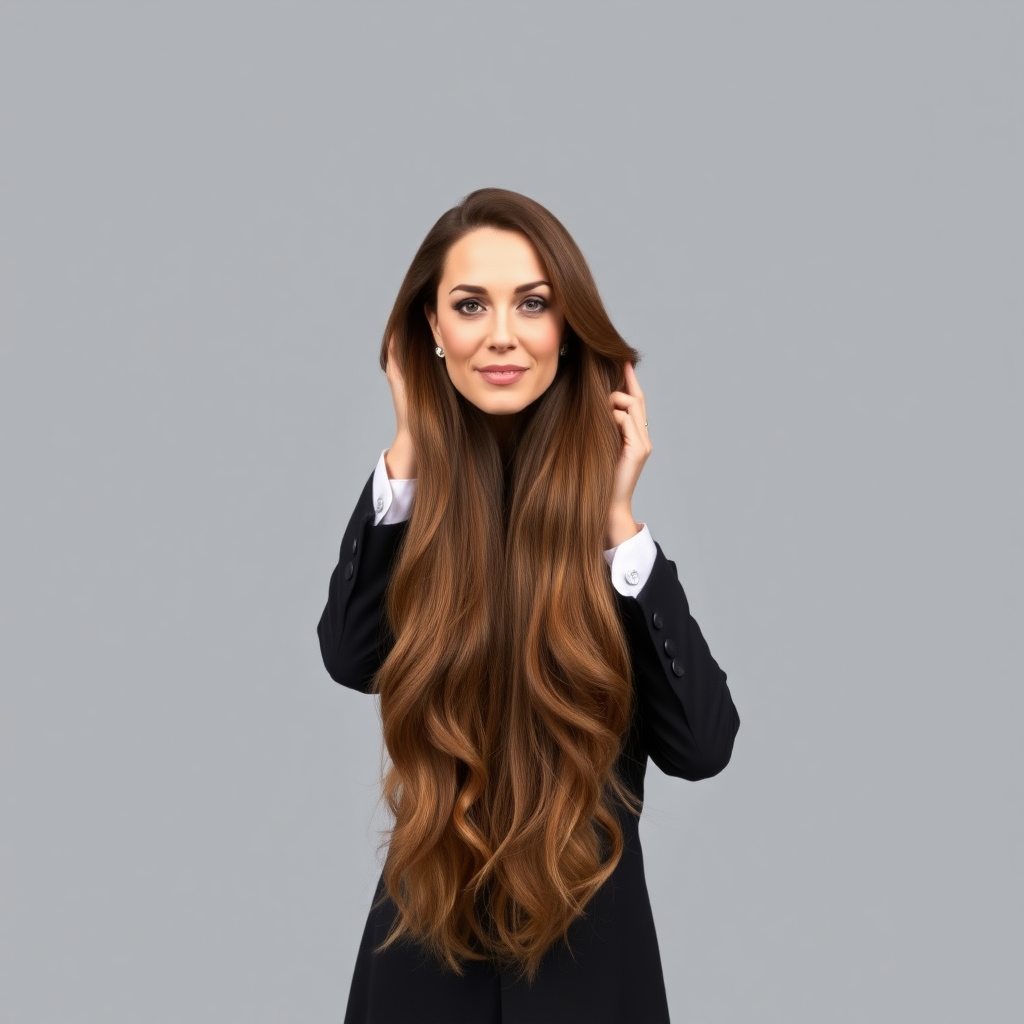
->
<box><xmin>424</xmin><ymin>303</ymin><xmax>439</xmax><ymax>338</ymax></box>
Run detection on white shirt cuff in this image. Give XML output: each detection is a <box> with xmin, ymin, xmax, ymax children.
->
<box><xmin>603</xmin><ymin>523</ymin><xmax>657</xmax><ymax>596</ymax></box>
<box><xmin>371</xmin><ymin>451</ymin><xmax>651</xmax><ymax>588</ymax></box>
<box><xmin>372</xmin><ymin>450</ymin><xmax>417</xmax><ymax>525</ymax></box>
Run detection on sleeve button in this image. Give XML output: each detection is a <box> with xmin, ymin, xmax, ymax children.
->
<box><xmin>343</xmin><ymin>562</ymin><xmax>354</xmax><ymax>580</ymax></box>
<box><xmin>663</xmin><ymin>639</ymin><xmax>677</xmax><ymax>658</ymax></box>
<box><xmin>351</xmin><ymin>538</ymin><xmax>358</xmax><ymax>554</ymax></box>
<box><xmin>652</xmin><ymin>612</ymin><xmax>663</xmax><ymax>629</ymax></box>
<box><xmin>671</xmin><ymin>658</ymin><xmax>685</xmax><ymax>678</ymax></box>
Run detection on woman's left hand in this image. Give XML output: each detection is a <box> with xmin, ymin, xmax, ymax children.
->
<box><xmin>607</xmin><ymin>361</ymin><xmax>652</xmax><ymax>548</ymax></box>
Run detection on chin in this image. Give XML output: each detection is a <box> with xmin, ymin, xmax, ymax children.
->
<box><xmin>467</xmin><ymin>391</ymin><xmax>540</xmax><ymax>417</ymax></box>
<box><xmin>452</xmin><ymin>372</ymin><xmax>558</xmax><ymax>417</ymax></box>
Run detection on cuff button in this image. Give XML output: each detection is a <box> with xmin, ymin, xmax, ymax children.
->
<box><xmin>343</xmin><ymin>562</ymin><xmax>354</xmax><ymax>580</ymax></box>
<box><xmin>670</xmin><ymin>658</ymin><xmax>685</xmax><ymax>678</ymax></box>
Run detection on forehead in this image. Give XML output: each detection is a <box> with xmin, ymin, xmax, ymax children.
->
<box><xmin>441</xmin><ymin>227</ymin><xmax>547</xmax><ymax>285</ymax></box>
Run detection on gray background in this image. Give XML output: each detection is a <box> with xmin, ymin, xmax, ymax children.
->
<box><xmin>1</xmin><ymin>2</ymin><xmax>1021</xmax><ymax>1022</ymax></box>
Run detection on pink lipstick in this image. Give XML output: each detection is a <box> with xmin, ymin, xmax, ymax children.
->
<box><xmin>477</xmin><ymin>365</ymin><xmax>527</xmax><ymax>386</ymax></box>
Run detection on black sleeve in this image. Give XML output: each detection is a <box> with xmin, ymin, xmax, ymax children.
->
<box><xmin>616</xmin><ymin>543</ymin><xmax>740</xmax><ymax>781</ymax></box>
<box><xmin>316</xmin><ymin>473</ymin><xmax>409</xmax><ymax>693</ymax></box>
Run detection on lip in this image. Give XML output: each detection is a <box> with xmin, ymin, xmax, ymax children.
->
<box><xmin>476</xmin><ymin>365</ymin><xmax>527</xmax><ymax>386</ymax></box>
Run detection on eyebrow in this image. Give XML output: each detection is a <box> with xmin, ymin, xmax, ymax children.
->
<box><xmin>448</xmin><ymin>280</ymin><xmax>551</xmax><ymax>296</ymax></box>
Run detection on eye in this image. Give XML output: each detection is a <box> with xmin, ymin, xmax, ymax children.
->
<box><xmin>520</xmin><ymin>296</ymin><xmax>548</xmax><ymax>314</ymax></box>
<box><xmin>455</xmin><ymin>299</ymin><xmax>483</xmax><ymax>315</ymax></box>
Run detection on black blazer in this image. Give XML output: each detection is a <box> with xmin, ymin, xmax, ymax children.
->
<box><xmin>317</xmin><ymin>473</ymin><xmax>739</xmax><ymax>1024</ymax></box>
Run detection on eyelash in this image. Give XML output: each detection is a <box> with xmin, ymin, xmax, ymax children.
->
<box><xmin>454</xmin><ymin>296</ymin><xmax>548</xmax><ymax>316</ymax></box>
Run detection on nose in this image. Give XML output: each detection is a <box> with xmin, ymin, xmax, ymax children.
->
<box><xmin>488</xmin><ymin>308</ymin><xmax>516</xmax><ymax>350</ymax></box>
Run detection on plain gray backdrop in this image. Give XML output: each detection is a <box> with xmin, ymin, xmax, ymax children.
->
<box><xmin>2</xmin><ymin>3</ymin><xmax>1021</xmax><ymax>1022</ymax></box>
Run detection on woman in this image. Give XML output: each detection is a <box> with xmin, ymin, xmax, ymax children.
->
<box><xmin>317</xmin><ymin>188</ymin><xmax>739</xmax><ymax>1023</ymax></box>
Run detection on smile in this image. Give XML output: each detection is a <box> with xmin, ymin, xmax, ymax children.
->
<box><xmin>477</xmin><ymin>366</ymin><xmax>527</xmax><ymax>386</ymax></box>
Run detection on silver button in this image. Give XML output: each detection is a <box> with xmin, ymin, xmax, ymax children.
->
<box><xmin>375</xmin><ymin>497</ymin><xmax>384</xmax><ymax>512</ymax></box>
<box><xmin>625</xmin><ymin>569</ymin><xmax>640</xmax><ymax>586</ymax></box>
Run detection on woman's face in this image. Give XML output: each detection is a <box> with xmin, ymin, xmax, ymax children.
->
<box><xmin>426</xmin><ymin>228</ymin><xmax>565</xmax><ymax>416</ymax></box>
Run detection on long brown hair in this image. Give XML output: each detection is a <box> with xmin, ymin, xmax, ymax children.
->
<box><xmin>374</xmin><ymin>188</ymin><xmax>641</xmax><ymax>979</ymax></box>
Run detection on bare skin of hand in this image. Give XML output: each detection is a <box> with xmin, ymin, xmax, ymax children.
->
<box><xmin>384</xmin><ymin>334</ymin><xmax>417</xmax><ymax>479</ymax></box>
<box><xmin>607</xmin><ymin>361</ymin><xmax>652</xmax><ymax>548</ymax></box>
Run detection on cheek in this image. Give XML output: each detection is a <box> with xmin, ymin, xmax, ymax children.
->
<box><xmin>534</xmin><ymin>320</ymin><xmax>563</xmax><ymax>364</ymax></box>
<box><xmin>528</xmin><ymin>328</ymin><xmax>562</xmax><ymax>394</ymax></box>
<box><xmin>438</xmin><ymin>314</ymin><xmax>480</xmax><ymax>360</ymax></box>
<box><xmin>436</xmin><ymin>316</ymin><xmax>477</xmax><ymax>396</ymax></box>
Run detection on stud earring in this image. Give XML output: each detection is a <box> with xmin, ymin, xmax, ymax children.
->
<box><xmin>559</xmin><ymin>344</ymin><xmax>567</xmax><ymax>356</ymax></box>
<box><xmin>434</xmin><ymin>345</ymin><xmax>445</xmax><ymax>358</ymax></box>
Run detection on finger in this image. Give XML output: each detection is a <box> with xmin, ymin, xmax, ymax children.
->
<box><xmin>609</xmin><ymin>391</ymin><xmax>645</xmax><ymax>425</ymax></box>
<box><xmin>622</xmin><ymin>362</ymin><xmax>648</xmax><ymax>431</ymax></box>
<box><xmin>623</xmin><ymin>361</ymin><xmax>645</xmax><ymax>398</ymax></box>
<box><xmin>609</xmin><ymin>390</ymin><xmax>640</xmax><ymax>409</ymax></box>
<box><xmin>386</xmin><ymin>335</ymin><xmax>405</xmax><ymax>384</ymax></box>
<box><xmin>611</xmin><ymin>407</ymin><xmax>644</xmax><ymax>441</ymax></box>
<box><xmin>612</xmin><ymin>410</ymin><xmax>652</xmax><ymax>462</ymax></box>
<box><xmin>611</xmin><ymin>408</ymin><xmax>634</xmax><ymax>437</ymax></box>
<box><xmin>611</xmin><ymin>409</ymin><xmax>639</xmax><ymax>476</ymax></box>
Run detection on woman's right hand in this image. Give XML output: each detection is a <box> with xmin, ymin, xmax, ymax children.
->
<box><xmin>384</xmin><ymin>334</ymin><xmax>417</xmax><ymax>479</ymax></box>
